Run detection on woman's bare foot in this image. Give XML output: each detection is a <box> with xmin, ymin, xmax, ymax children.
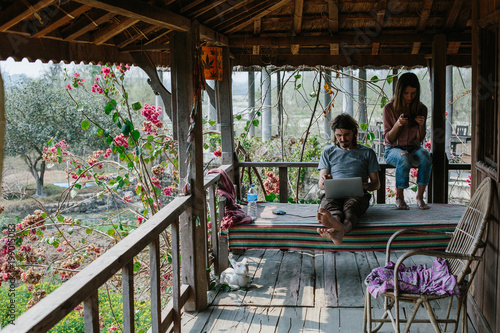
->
<box><xmin>395</xmin><ymin>198</ymin><xmax>409</xmax><ymax>210</ymax></box>
<box><xmin>416</xmin><ymin>199</ymin><xmax>430</xmax><ymax>210</ymax></box>
<box><xmin>317</xmin><ymin>227</ymin><xmax>344</xmax><ymax>245</ymax></box>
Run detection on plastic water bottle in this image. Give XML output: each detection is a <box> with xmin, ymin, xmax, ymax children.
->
<box><xmin>247</xmin><ymin>184</ymin><xmax>258</xmax><ymax>220</ymax></box>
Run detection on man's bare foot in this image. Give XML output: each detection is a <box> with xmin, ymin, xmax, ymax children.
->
<box><xmin>395</xmin><ymin>198</ymin><xmax>409</xmax><ymax>210</ymax></box>
<box><xmin>317</xmin><ymin>227</ymin><xmax>344</xmax><ymax>245</ymax></box>
<box><xmin>416</xmin><ymin>199</ymin><xmax>430</xmax><ymax>210</ymax></box>
<box><xmin>316</xmin><ymin>208</ymin><xmax>344</xmax><ymax>230</ymax></box>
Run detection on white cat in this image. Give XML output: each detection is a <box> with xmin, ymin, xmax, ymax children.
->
<box><xmin>219</xmin><ymin>257</ymin><xmax>251</xmax><ymax>290</ymax></box>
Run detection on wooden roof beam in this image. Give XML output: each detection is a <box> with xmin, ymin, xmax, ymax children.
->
<box><xmin>445</xmin><ymin>0</ymin><xmax>464</xmax><ymax>30</ymax></box>
<box><xmin>292</xmin><ymin>0</ymin><xmax>303</xmax><ymax>55</ymax></box>
<box><xmin>253</xmin><ymin>20</ymin><xmax>261</xmax><ymax>55</ymax></box>
<box><xmin>93</xmin><ymin>17</ymin><xmax>139</xmax><ymax>45</ymax></box>
<box><xmin>0</xmin><ymin>0</ymin><xmax>57</xmax><ymax>32</ymax></box>
<box><xmin>179</xmin><ymin>0</ymin><xmax>205</xmax><ymax>14</ymax></box>
<box><xmin>328</xmin><ymin>0</ymin><xmax>339</xmax><ymax>33</ymax></box>
<box><xmin>62</xmin><ymin>12</ymin><xmax>115</xmax><ymax>41</ymax></box>
<box><xmin>32</xmin><ymin>5</ymin><xmax>92</xmax><ymax>38</ymax></box>
<box><xmin>411</xmin><ymin>42</ymin><xmax>421</xmax><ymax>54</ymax></box>
<box><xmin>330</xmin><ymin>43</ymin><xmax>339</xmax><ymax>55</ymax></box>
<box><xmin>447</xmin><ymin>41</ymin><xmax>461</xmax><ymax>54</ymax></box>
<box><xmin>416</xmin><ymin>0</ymin><xmax>434</xmax><ymax>32</ymax></box>
<box><xmin>225</xmin><ymin>0</ymin><xmax>292</xmax><ymax>34</ymax></box>
<box><xmin>294</xmin><ymin>0</ymin><xmax>304</xmax><ymax>35</ymax></box>
<box><xmin>376</xmin><ymin>0</ymin><xmax>388</xmax><ymax>28</ymax></box>
<box><xmin>72</xmin><ymin>0</ymin><xmax>227</xmax><ymax>44</ymax></box>
<box><xmin>229</xmin><ymin>33</ymin><xmax>470</xmax><ymax>47</ymax></box>
<box><xmin>117</xmin><ymin>25</ymin><xmax>157</xmax><ymax>48</ymax></box>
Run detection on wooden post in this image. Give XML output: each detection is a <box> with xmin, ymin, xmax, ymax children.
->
<box><xmin>217</xmin><ymin>45</ymin><xmax>236</xmax><ymax>168</ymax></box>
<box><xmin>445</xmin><ymin>66</ymin><xmax>454</xmax><ymax>153</ymax></box>
<box><xmin>431</xmin><ymin>34</ymin><xmax>448</xmax><ymax>203</ymax></box>
<box><xmin>149</xmin><ymin>237</ymin><xmax>161</xmax><ymax>331</ymax></box>
<box><xmin>122</xmin><ymin>261</ymin><xmax>134</xmax><ymax>333</ymax></box>
<box><xmin>173</xmin><ymin>25</ymin><xmax>208</xmax><ymax>312</ymax></box>
<box><xmin>83</xmin><ymin>291</ymin><xmax>99</xmax><ymax>333</ymax></box>
<box><xmin>359</xmin><ymin>68</ymin><xmax>367</xmax><ymax>127</ymax></box>
<box><xmin>218</xmin><ymin>197</ymin><xmax>229</xmax><ymax>272</ymax></box>
<box><xmin>279</xmin><ymin>167</ymin><xmax>288</xmax><ymax>203</ymax></box>
<box><xmin>261</xmin><ymin>66</ymin><xmax>272</xmax><ymax>141</ymax></box>
<box><xmin>248</xmin><ymin>70</ymin><xmax>256</xmax><ymax>138</ymax></box>
<box><xmin>172</xmin><ymin>218</ymin><xmax>181</xmax><ymax>333</ymax></box>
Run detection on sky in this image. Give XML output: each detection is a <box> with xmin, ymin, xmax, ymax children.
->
<box><xmin>0</xmin><ymin>57</ymin><xmax>45</xmax><ymax>78</ymax></box>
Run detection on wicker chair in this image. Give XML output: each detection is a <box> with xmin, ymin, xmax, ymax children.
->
<box><xmin>363</xmin><ymin>177</ymin><xmax>494</xmax><ymax>333</ymax></box>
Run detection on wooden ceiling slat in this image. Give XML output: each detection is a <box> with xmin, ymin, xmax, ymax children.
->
<box><xmin>179</xmin><ymin>0</ymin><xmax>205</xmax><ymax>14</ymax></box>
<box><xmin>0</xmin><ymin>0</ymin><xmax>57</xmax><ymax>32</ymax></box>
<box><xmin>73</xmin><ymin>0</ymin><xmax>227</xmax><ymax>44</ymax></box>
<box><xmin>445</xmin><ymin>0</ymin><xmax>465</xmax><ymax>29</ymax></box>
<box><xmin>416</xmin><ymin>0</ymin><xmax>434</xmax><ymax>32</ymax></box>
<box><xmin>253</xmin><ymin>20</ymin><xmax>260</xmax><ymax>55</ymax></box>
<box><xmin>191</xmin><ymin>0</ymin><xmax>226</xmax><ymax>18</ymax></box>
<box><xmin>117</xmin><ymin>25</ymin><xmax>157</xmax><ymax>48</ymax></box>
<box><xmin>144</xmin><ymin>29</ymin><xmax>171</xmax><ymax>45</ymax></box>
<box><xmin>213</xmin><ymin>0</ymin><xmax>274</xmax><ymax>30</ymax></box>
<box><xmin>93</xmin><ymin>17</ymin><xmax>139</xmax><ymax>45</ymax></box>
<box><xmin>225</xmin><ymin>0</ymin><xmax>292</xmax><ymax>34</ymax></box>
<box><xmin>32</xmin><ymin>5</ymin><xmax>92</xmax><ymax>38</ymax></box>
<box><xmin>72</xmin><ymin>0</ymin><xmax>190</xmax><ymax>31</ymax></box>
<box><xmin>372</xmin><ymin>42</ymin><xmax>380</xmax><ymax>55</ymax></box>
<box><xmin>328</xmin><ymin>0</ymin><xmax>339</xmax><ymax>33</ymax></box>
<box><xmin>204</xmin><ymin>0</ymin><xmax>255</xmax><ymax>24</ymax></box>
<box><xmin>62</xmin><ymin>12</ymin><xmax>116</xmax><ymax>41</ymax></box>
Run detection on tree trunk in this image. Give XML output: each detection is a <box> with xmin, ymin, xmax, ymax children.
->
<box><xmin>25</xmin><ymin>154</ymin><xmax>45</xmax><ymax>197</ymax></box>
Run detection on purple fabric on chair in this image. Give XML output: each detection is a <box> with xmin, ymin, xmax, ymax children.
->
<box><xmin>366</xmin><ymin>257</ymin><xmax>459</xmax><ymax>298</ymax></box>
<box><xmin>206</xmin><ymin>169</ymin><xmax>253</xmax><ymax>230</ymax></box>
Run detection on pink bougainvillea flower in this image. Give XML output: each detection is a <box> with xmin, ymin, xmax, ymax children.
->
<box><xmin>57</xmin><ymin>246</ymin><xmax>63</xmax><ymax>253</ymax></box>
<box><xmin>114</xmin><ymin>134</ymin><xmax>129</xmax><ymax>147</ymax></box>
<box><xmin>425</xmin><ymin>141</ymin><xmax>431</xmax><ymax>150</ymax></box>
<box><xmin>410</xmin><ymin>168</ymin><xmax>418</xmax><ymax>178</ymax></box>
<box><xmin>213</xmin><ymin>149</ymin><xmax>222</xmax><ymax>157</ymax></box>
<box><xmin>66</xmin><ymin>84</ymin><xmax>73</xmax><ymax>90</ymax></box>
<box><xmin>137</xmin><ymin>216</ymin><xmax>144</xmax><ymax>225</ymax></box>
<box><xmin>103</xmin><ymin>148</ymin><xmax>112</xmax><ymax>158</ymax></box>
<box><xmin>151</xmin><ymin>177</ymin><xmax>161</xmax><ymax>189</ymax></box>
<box><xmin>163</xmin><ymin>187</ymin><xmax>172</xmax><ymax>196</ymax></box>
<box><xmin>123</xmin><ymin>195</ymin><xmax>133</xmax><ymax>203</ymax></box>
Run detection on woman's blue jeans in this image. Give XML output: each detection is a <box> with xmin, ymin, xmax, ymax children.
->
<box><xmin>384</xmin><ymin>146</ymin><xmax>432</xmax><ymax>189</ymax></box>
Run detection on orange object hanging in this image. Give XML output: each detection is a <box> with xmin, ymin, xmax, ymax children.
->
<box><xmin>201</xmin><ymin>46</ymin><xmax>222</xmax><ymax>81</ymax></box>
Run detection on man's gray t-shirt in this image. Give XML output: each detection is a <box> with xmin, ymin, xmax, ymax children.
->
<box><xmin>318</xmin><ymin>144</ymin><xmax>380</xmax><ymax>182</ymax></box>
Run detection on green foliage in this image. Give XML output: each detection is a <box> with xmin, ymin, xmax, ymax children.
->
<box><xmin>0</xmin><ymin>283</ymin><xmax>152</xmax><ymax>332</ymax></box>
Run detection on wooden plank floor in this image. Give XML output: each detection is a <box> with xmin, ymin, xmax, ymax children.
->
<box><xmin>181</xmin><ymin>249</ymin><xmax>477</xmax><ymax>333</ymax></box>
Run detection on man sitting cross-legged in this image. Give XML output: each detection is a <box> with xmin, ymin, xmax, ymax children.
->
<box><xmin>317</xmin><ymin>114</ymin><xmax>381</xmax><ymax>245</ymax></box>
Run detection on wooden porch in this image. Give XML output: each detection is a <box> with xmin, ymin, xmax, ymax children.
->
<box><xmin>182</xmin><ymin>249</ymin><xmax>477</xmax><ymax>332</ymax></box>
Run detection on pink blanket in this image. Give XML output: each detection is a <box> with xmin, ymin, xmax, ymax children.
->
<box><xmin>366</xmin><ymin>257</ymin><xmax>459</xmax><ymax>298</ymax></box>
<box><xmin>206</xmin><ymin>169</ymin><xmax>253</xmax><ymax>230</ymax></box>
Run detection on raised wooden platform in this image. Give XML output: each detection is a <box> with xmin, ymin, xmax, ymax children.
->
<box><xmin>226</xmin><ymin>203</ymin><xmax>465</xmax><ymax>252</ymax></box>
<box><xmin>181</xmin><ymin>249</ymin><xmax>477</xmax><ymax>332</ymax></box>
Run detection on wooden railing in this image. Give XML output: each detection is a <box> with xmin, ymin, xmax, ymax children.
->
<box><xmin>236</xmin><ymin>159</ymin><xmax>471</xmax><ymax>204</ymax></box>
<box><xmin>3</xmin><ymin>165</ymin><xmax>233</xmax><ymax>333</ymax></box>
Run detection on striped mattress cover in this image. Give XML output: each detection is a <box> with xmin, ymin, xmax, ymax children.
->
<box><xmin>225</xmin><ymin>203</ymin><xmax>465</xmax><ymax>252</ymax></box>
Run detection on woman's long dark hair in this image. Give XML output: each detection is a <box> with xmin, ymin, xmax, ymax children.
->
<box><xmin>393</xmin><ymin>72</ymin><xmax>421</xmax><ymax>116</ymax></box>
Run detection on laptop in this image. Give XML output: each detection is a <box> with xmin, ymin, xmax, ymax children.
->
<box><xmin>324</xmin><ymin>177</ymin><xmax>364</xmax><ymax>199</ymax></box>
